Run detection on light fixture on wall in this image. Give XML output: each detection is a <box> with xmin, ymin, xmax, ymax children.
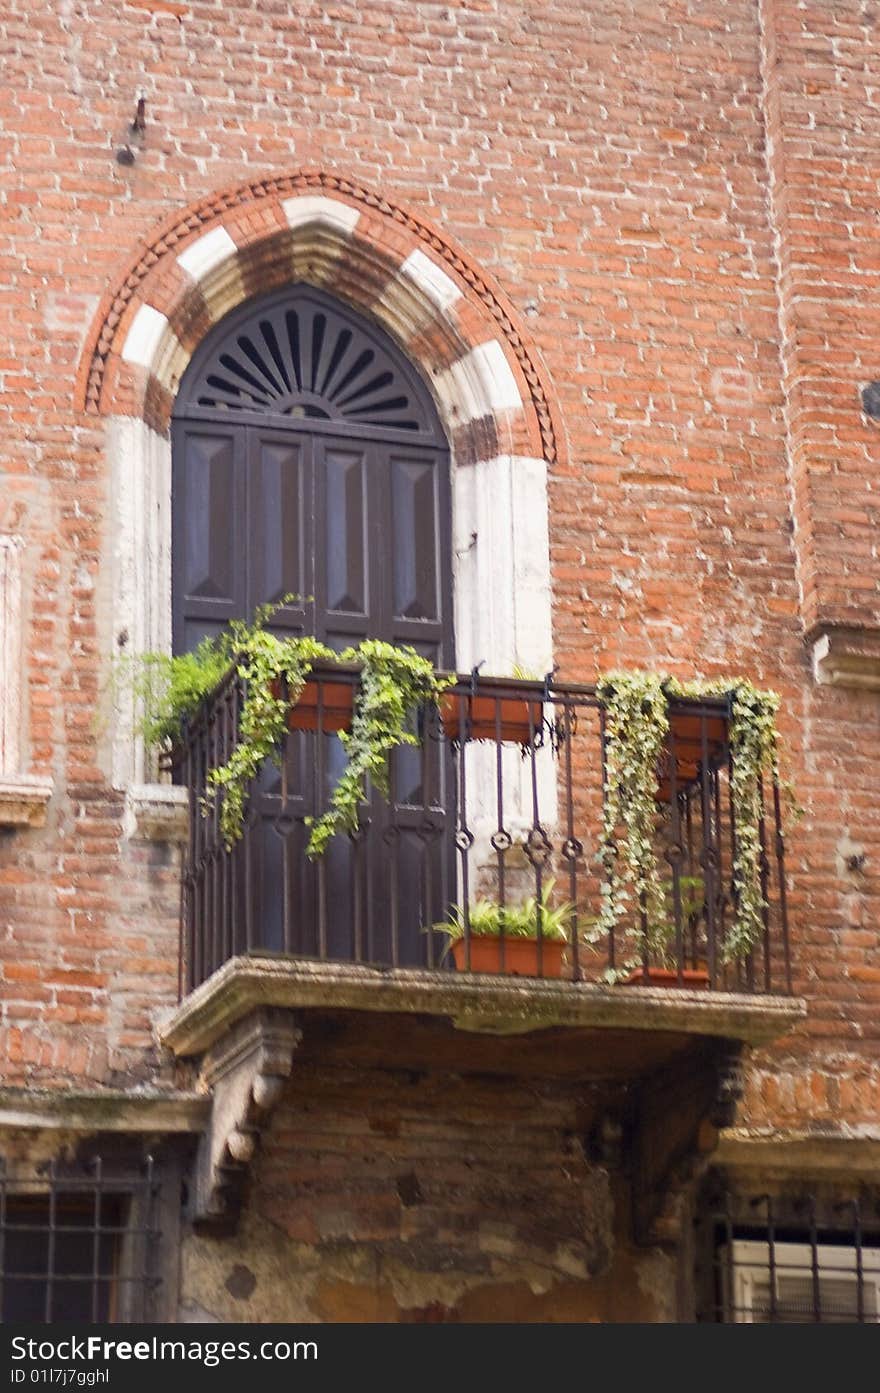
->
<box><xmin>861</xmin><ymin>381</ymin><xmax>880</xmax><ymax>419</ymax></box>
<box><xmin>116</xmin><ymin>97</ymin><xmax>146</xmax><ymax>166</ymax></box>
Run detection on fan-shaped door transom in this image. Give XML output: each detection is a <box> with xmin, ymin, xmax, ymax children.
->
<box><xmin>177</xmin><ymin>286</ymin><xmax>444</xmax><ymax>441</ymax></box>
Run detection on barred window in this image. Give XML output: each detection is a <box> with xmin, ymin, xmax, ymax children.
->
<box><xmin>697</xmin><ymin>1181</ymin><xmax>880</xmax><ymax>1324</ymax></box>
<box><xmin>0</xmin><ymin>1157</ymin><xmax>161</xmax><ymax>1324</ymax></box>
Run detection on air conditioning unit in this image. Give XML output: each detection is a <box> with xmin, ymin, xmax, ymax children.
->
<box><xmin>721</xmin><ymin>1240</ymin><xmax>880</xmax><ymax>1323</ymax></box>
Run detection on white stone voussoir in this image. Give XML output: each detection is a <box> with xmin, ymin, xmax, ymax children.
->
<box><xmin>122</xmin><ymin>304</ymin><xmax>172</xmax><ymax>370</ymax></box>
<box><xmin>435</xmin><ymin>340</ymin><xmax>522</xmax><ymax>426</ymax></box>
<box><xmin>177</xmin><ymin>226</ymin><xmax>239</xmax><ymax>282</ymax></box>
<box><xmin>281</xmin><ymin>195</ymin><xmax>360</xmax><ymax>235</ymax></box>
<box><xmin>400</xmin><ymin>249</ymin><xmax>462</xmax><ymax>313</ymax></box>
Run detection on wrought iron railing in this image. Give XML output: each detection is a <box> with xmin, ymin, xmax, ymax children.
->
<box><xmin>175</xmin><ymin>666</ymin><xmax>793</xmax><ymax>996</ymax></box>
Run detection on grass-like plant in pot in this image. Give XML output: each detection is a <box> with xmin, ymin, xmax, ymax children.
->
<box><xmin>429</xmin><ymin>879</ymin><xmax>574</xmax><ymax>979</ymax></box>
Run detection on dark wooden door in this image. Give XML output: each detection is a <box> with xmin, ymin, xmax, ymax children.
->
<box><xmin>172</xmin><ymin>287</ymin><xmax>454</xmax><ymax>965</ymax></box>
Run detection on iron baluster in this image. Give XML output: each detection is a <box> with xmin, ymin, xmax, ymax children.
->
<box><xmin>45</xmin><ymin>1160</ymin><xmax>57</xmax><ymax>1323</ymax></box>
<box><xmin>419</xmin><ymin>729</ymin><xmax>435</xmax><ymax>969</ymax></box>
<box><xmin>667</xmin><ymin>714</ymin><xmax>684</xmax><ymax>984</ymax></box>
<box><xmin>599</xmin><ymin>703</ymin><xmax>615</xmax><ymax>973</ymax></box>
<box><xmin>91</xmin><ymin>1157</ymin><xmax>102</xmax><ymax>1323</ymax></box>
<box><xmin>808</xmin><ymin>1195</ymin><xmax>821</xmax><ymax>1321</ymax></box>
<box><xmin>723</xmin><ymin>1189</ymin><xmax>736</xmax><ymax>1322</ymax></box>
<box><xmin>560</xmin><ymin>696</ymin><xmax>583</xmax><ymax>981</ymax></box>
<box><xmin>456</xmin><ymin>694</ymin><xmax>473</xmax><ymax>972</ymax></box>
<box><xmin>699</xmin><ymin>711</ymin><xmax>718</xmax><ymax>989</ymax></box>
<box><xmin>766</xmin><ymin>1194</ymin><xmax>778</xmax><ymax>1323</ymax></box>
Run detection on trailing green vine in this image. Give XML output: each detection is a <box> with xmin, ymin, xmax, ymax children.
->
<box><xmin>205</xmin><ymin>622</ymin><xmax>333</xmax><ymax>851</ymax></box>
<box><xmin>595</xmin><ymin>671</ymin><xmax>671</xmax><ymax>965</ymax></box>
<box><xmin>595</xmin><ymin>670</ymin><xmax>786</xmax><ymax>977</ymax></box>
<box><xmin>303</xmin><ymin>639</ymin><xmax>453</xmax><ymax>858</ymax></box>
<box><xmin>127</xmin><ymin>602</ymin><xmax>451</xmax><ymax>858</ymax></box>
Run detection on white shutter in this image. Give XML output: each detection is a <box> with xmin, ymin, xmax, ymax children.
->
<box><xmin>722</xmin><ymin>1240</ymin><xmax>880</xmax><ymax>1323</ymax></box>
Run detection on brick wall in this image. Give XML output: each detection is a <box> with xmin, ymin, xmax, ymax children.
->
<box><xmin>760</xmin><ymin>0</ymin><xmax>880</xmax><ymax>637</ymax></box>
<box><xmin>0</xmin><ymin>1</ymin><xmax>878</xmax><ymax>1133</ymax></box>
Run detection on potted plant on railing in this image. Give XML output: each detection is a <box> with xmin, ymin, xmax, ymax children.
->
<box><xmin>438</xmin><ymin>668</ymin><xmax>546</xmax><ymax>746</ymax></box>
<box><xmin>588</xmin><ymin>669</ymin><xmax>794</xmax><ymax>985</ymax></box>
<box><xmin>429</xmin><ymin>880</ymin><xmax>575</xmax><ymax>979</ymax></box>
<box><xmin>122</xmin><ymin>598</ymin><xmax>453</xmax><ymax>858</ymax></box>
<box><xmin>279</xmin><ymin>660</ymin><xmax>357</xmax><ymax>734</ymax></box>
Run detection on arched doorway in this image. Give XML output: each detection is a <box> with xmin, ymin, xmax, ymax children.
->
<box><xmin>171</xmin><ymin>285</ymin><xmax>454</xmax><ymax>965</ymax></box>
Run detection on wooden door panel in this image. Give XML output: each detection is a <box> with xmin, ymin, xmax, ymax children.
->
<box><xmin>171</xmin><ymin>424</ymin><xmax>245</xmax><ymax>653</ymax></box>
<box><xmin>391</xmin><ymin>453</ymin><xmax>441</xmax><ymax>623</ymax></box>
<box><xmin>321</xmin><ymin>442</ymin><xmax>369</xmax><ymax>621</ymax></box>
<box><xmin>247</xmin><ymin>431</ymin><xmax>310</xmax><ymax>629</ymax></box>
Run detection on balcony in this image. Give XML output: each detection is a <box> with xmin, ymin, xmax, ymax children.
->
<box><xmin>159</xmin><ymin>665</ymin><xmax>804</xmax><ymax>1231</ymax></box>
<box><xmin>171</xmin><ymin>665</ymin><xmax>795</xmax><ymax>1000</ymax></box>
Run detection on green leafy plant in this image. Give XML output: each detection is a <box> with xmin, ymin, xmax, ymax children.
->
<box><xmin>594</xmin><ymin>670</ymin><xmax>786</xmax><ymax>979</ymax></box>
<box><xmin>304</xmin><ymin>639</ymin><xmax>453</xmax><ymax>858</ymax></box>
<box><xmin>202</xmin><ymin>620</ymin><xmax>333</xmax><ymax>852</ymax></box>
<box><xmin>121</xmin><ymin>634</ymin><xmax>234</xmax><ymax>748</ymax></box>
<box><xmin>125</xmin><ymin>601</ymin><xmax>452</xmax><ymax>857</ymax></box>
<box><xmin>429</xmin><ymin>878</ymin><xmax>574</xmax><ymax>948</ymax></box>
<box><xmin>672</xmin><ymin>872</ymin><xmax>705</xmax><ymax>925</ymax></box>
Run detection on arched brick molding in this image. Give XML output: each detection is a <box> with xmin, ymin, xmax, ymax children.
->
<box><xmin>81</xmin><ymin>172</ymin><xmax>564</xmax><ymax>851</ymax></box>
<box><xmin>76</xmin><ymin>170</ymin><xmax>563</xmax><ymax>469</ymax></box>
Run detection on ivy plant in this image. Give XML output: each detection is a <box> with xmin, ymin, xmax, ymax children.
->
<box><xmin>204</xmin><ymin>621</ymin><xmax>334</xmax><ymax>852</ymax></box>
<box><xmin>126</xmin><ymin>600</ymin><xmax>451</xmax><ymax>858</ymax></box>
<box><xmin>304</xmin><ymin>639</ymin><xmax>453</xmax><ymax>858</ymax></box>
<box><xmin>594</xmin><ymin>670</ymin><xmax>788</xmax><ymax>979</ymax></box>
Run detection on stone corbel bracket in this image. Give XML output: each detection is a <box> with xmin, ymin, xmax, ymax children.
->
<box><xmin>192</xmin><ymin>1008</ymin><xmax>301</xmax><ymax>1230</ymax></box>
<box><xmin>631</xmin><ymin>1040</ymin><xmax>746</xmax><ymax>1247</ymax></box>
<box><xmin>811</xmin><ymin>624</ymin><xmax>880</xmax><ymax>691</ymax></box>
<box><xmin>124</xmin><ymin>783</ymin><xmax>189</xmax><ymax>842</ymax></box>
<box><xmin>0</xmin><ymin>776</ymin><xmax>54</xmax><ymax>829</ymax></box>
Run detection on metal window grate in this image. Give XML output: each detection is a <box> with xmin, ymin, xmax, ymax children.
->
<box><xmin>696</xmin><ymin>1185</ymin><xmax>880</xmax><ymax>1323</ymax></box>
<box><xmin>0</xmin><ymin>1156</ymin><xmax>162</xmax><ymax>1324</ymax></box>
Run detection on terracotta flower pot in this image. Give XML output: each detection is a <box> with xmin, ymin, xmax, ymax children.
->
<box><xmin>655</xmin><ymin>710</ymin><xmax>728</xmax><ymax>803</ymax></box>
<box><xmin>269</xmin><ymin>676</ymin><xmax>355</xmax><ymax>733</ymax></box>
<box><xmin>289</xmin><ymin>678</ymin><xmax>355</xmax><ymax>733</ymax></box>
<box><xmin>439</xmin><ymin>691</ymin><xmax>543</xmax><ymax>745</ymax></box>
<box><xmin>450</xmin><ymin>935</ymin><xmax>566</xmax><ymax>978</ymax></box>
<box><xmin>623</xmin><ymin>965</ymin><xmax>710</xmax><ymax>988</ymax></box>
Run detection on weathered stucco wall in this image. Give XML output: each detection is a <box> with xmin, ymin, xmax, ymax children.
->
<box><xmin>180</xmin><ymin>1064</ymin><xmax>677</xmax><ymax>1323</ymax></box>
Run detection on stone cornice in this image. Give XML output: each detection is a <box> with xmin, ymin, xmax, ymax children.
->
<box><xmin>0</xmin><ymin>776</ymin><xmax>54</xmax><ymax>829</ymax></box>
<box><xmin>0</xmin><ymin>1087</ymin><xmax>209</xmax><ymax>1134</ymax></box>
<box><xmin>717</xmin><ymin>1127</ymin><xmax>880</xmax><ymax>1180</ymax></box>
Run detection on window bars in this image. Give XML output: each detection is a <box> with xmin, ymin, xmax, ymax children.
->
<box><xmin>696</xmin><ymin>1187</ymin><xmax>880</xmax><ymax>1323</ymax></box>
<box><xmin>0</xmin><ymin>1156</ymin><xmax>162</xmax><ymax>1324</ymax></box>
